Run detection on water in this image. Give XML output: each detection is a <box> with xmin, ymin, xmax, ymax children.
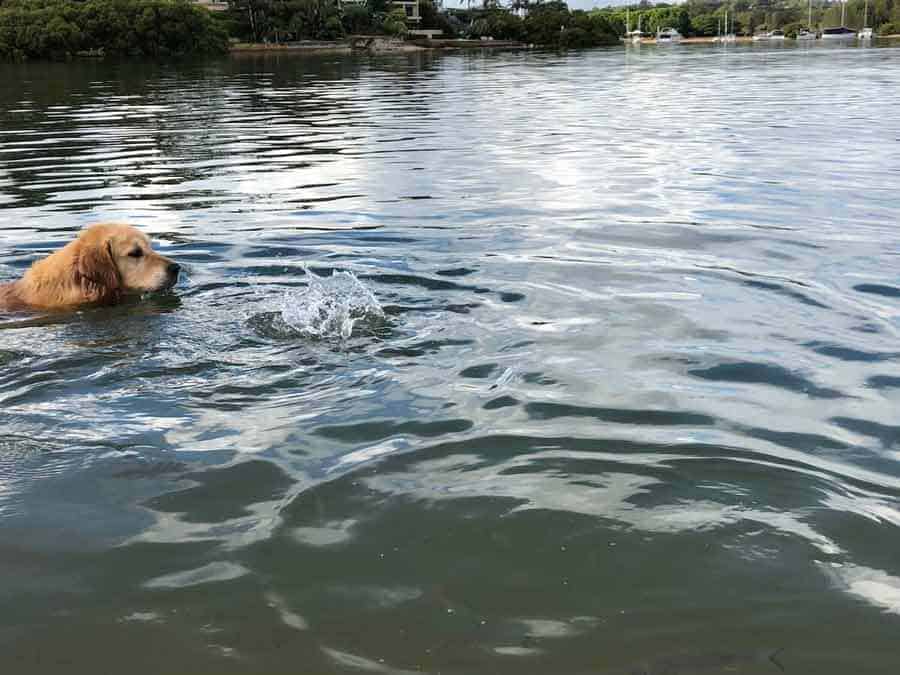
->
<box><xmin>1</xmin><ymin>44</ymin><xmax>899</xmax><ymax>674</ymax></box>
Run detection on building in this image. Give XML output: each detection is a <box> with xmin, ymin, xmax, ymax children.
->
<box><xmin>342</xmin><ymin>0</ymin><xmax>422</xmax><ymax>24</ymax></box>
<box><xmin>194</xmin><ymin>0</ymin><xmax>228</xmax><ymax>11</ymax></box>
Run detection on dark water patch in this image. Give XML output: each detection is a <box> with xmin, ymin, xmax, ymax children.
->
<box><xmin>742</xmin><ymin>279</ymin><xmax>830</xmax><ymax>309</ymax></box>
<box><xmin>112</xmin><ymin>461</ymin><xmax>190</xmax><ymax>480</ymax></box>
<box><xmin>484</xmin><ymin>396</ymin><xmax>520</xmax><ymax>410</ymax></box>
<box><xmin>866</xmin><ymin>375</ymin><xmax>900</xmax><ymax>390</ymax></box>
<box><xmin>499</xmin><ymin>292</ymin><xmax>526</xmax><ymax>303</ymax></box>
<box><xmin>233</xmin><ymin>264</ymin><xmax>312</xmax><ymax>277</ymax></box>
<box><xmin>171</xmin><ymin>251</ymin><xmax>225</xmax><ymax>264</ymax></box>
<box><xmin>362</xmin><ymin>272</ymin><xmax>491</xmax><ymax>294</ymax></box>
<box><xmin>525</xmin><ymin>402</ymin><xmax>716</xmax><ymax>427</ymax></box>
<box><xmin>460</xmin><ymin>363</ymin><xmax>499</xmax><ymax>379</ymax></box>
<box><xmin>381</xmin><ymin>302</ymin><xmax>481</xmax><ymax>316</ymax></box>
<box><xmin>242</xmin><ymin>245</ymin><xmax>313</xmax><ymax>259</ymax></box>
<box><xmin>830</xmin><ymin>417</ymin><xmax>900</xmax><ymax>449</ymax></box>
<box><xmin>740</xmin><ymin>426</ymin><xmax>850</xmax><ymax>453</ymax></box>
<box><xmin>689</xmin><ymin>361</ymin><xmax>845</xmax><ymax>399</ymax></box>
<box><xmin>805</xmin><ymin>341</ymin><xmax>900</xmax><ymax>363</ymax></box>
<box><xmin>436</xmin><ymin>267</ymin><xmax>476</xmax><ymax>277</ymax></box>
<box><xmin>500</xmin><ymin>340</ymin><xmax>535</xmax><ymax>352</ymax></box>
<box><xmin>315</xmin><ymin>418</ymin><xmax>474</xmax><ymax>443</ymax></box>
<box><xmin>144</xmin><ymin>460</ymin><xmax>294</xmax><ymax>524</ymax></box>
<box><xmin>522</xmin><ymin>372</ymin><xmax>559</xmax><ymax>386</ymax></box>
<box><xmin>621</xmin><ymin>647</ymin><xmax>786</xmax><ymax>675</ymax></box>
<box><xmin>376</xmin><ymin>338</ymin><xmax>474</xmax><ymax>358</ymax></box>
<box><xmin>853</xmin><ymin>283</ymin><xmax>900</xmax><ymax>298</ymax></box>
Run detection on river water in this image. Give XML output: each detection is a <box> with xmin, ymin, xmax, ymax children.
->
<box><xmin>1</xmin><ymin>44</ymin><xmax>899</xmax><ymax>674</ymax></box>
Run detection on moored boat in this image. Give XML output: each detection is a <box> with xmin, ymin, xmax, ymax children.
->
<box><xmin>656</xmin><ymin>27</ymin><xmax>682</xmax><ymax>44</ymax></box>
<box><xmin>859</xmin><ymin>0</ymin><xmax>873</xmax><ymax>39</ymax></box>
<box><xmin>753</xmin><ymin>30</ymin><xmax>786</xmax><ymax>41</ymax></box>
<box><xmin>822</xmin><ymin>26</ymin><xmax>856</xmax><ymax>39</ymax></box>
<box><xmin>822</xmin><ymin>2</ymin><xmax>856</xmax><ymax>40</ymax></box>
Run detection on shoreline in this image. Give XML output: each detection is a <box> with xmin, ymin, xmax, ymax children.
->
<box><xmin>230</xmin><ymin>34</ymin><xmax>900</xmax><ymax>55</ymax></box>
<box><xmin>229</xmin><ymin>38</ymin><xmax>530</xmax><ymax>55</ymax></box>
<box><xmin>73</xmin><ymin>33</ymin><xmax>900</xmax><ymax>60</ymax></box>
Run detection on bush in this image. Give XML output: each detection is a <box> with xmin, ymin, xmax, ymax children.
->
<box><xmin>471</xmin><ymin>10</ymin><xmax>524</xmax><ymax>40</ymax></box>
<box><xmin>342</xmin><ymin>3</ymin><xmax>372</xmax><ymax>34</ymax></box>
<box><xmin>523</xmin><ymin>2</ymin><xmax>617</xmax><ymax>48</ymax></box>
<box><xmin>419</xmin><ymin>0</ymin><xmax>456</xmax><ymax>37</ymax></box>
<box><xmin>382</xmin><ymin>6</ymin><xmax>407</xmax><ymax>36</ymax></box>
<box><xmin>524</xmin><ymin>1</ymin><xmax>569</xmax><ymax>46</ymax></box>
<box><xmin>879</xmin><ymin>21</ymin><xmax>900</xmax><ymax>35</ymax></box>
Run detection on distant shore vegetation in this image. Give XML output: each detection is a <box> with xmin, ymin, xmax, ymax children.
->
<box><xmin>1</xmin><ymin>0</ymin><xmax>899</xmax><ymax>61</ymax></box>
<box><xmin>0</xmin><ymin>0</ymin><xmax>229</xmax><ymax>60</ymax></box>
<box><xmin>220</xmin><ymin>0</ymin><xmax>621</xmax><ymax>49</ymax></box>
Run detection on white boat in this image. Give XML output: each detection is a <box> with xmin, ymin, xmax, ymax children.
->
<box><xmin>753</xmin><ymin>30</ymin><xmax>786</xmax><ymax>41</ymax></box>
<box><xmin>797</xmin><ymin>0</ymin><xmax>816</xmax><ymax>40</ymax></box>
<box><xmin>822</xmin><ymin>2</ymin><xmax>856</xmax><ymax>40</ymax></box>
<box><xmin>859</xmin><ymin>0</ymin><xmax>873</xmax><ymax>39</ymax></box>
<box><xmin>625</xmin><ymin>11</ymin><xmax>644</xmax><ymax>45</ymax></box>
<box><xmin>656</xmin><ymin>27</ymin><xmax>682</xmax><ymax>44</ymax></box>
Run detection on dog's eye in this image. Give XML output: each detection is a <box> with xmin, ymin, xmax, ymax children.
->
<box><xmin>128</xmin><ymin>248</ymin><xmax>143</xmax><ymax>258</ymax></box>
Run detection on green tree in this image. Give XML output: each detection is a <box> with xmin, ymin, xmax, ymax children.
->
<box><xmin>382</xmin><ymin>6</ymin><xmax>407</xmax><ymax>35</ymax></box>
<box><xmin>523</xmin><ymin>1</ymin><xmax>569</xmax><ymax>45</ymax></box>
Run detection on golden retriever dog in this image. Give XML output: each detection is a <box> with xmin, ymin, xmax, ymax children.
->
<box><xmin>0</xmin><ymin>223</ymin><xmax>180</xmax><ymax>311</ymax></box>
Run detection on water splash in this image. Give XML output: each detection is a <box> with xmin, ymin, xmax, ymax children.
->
<box><xmin>253</xmin><ymin>267</ymin><xmax>385</xmax><ymax>340</ymax></box>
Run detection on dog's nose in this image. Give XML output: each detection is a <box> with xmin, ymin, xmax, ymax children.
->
<box><xmin>167</xmin><ymin>262</ymin><xmax>181</xmax><ymax>276</ymax></box>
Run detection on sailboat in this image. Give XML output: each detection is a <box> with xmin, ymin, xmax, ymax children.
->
<box><xmin>719</xmin><ymin>10</ymin><xmax>736</xmax><ymax>43</ymax></box>
<box><xmin>797</xmin><ymin>0</ymin><xmax>816</xmax><ymax>40</ymax></box>
<box><xmin>822</xmin><ymin>0</ymin><xmax>856</xmax><ymax>39</ymax></box>
<box><xmin>625</xmin><ymin>9</ymin><xmax>644</xmax><ymax>45</ymax></box>
<box><xmin>859</xmin><ymin>0</ymin><xmax>874</xmax><ymax>39</ymax></box>
<box><xmin>753</xmin><ymin>11</ymin><xmax>785</xmax><ymax>40</ymax></box>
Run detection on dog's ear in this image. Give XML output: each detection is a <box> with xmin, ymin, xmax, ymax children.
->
<box><xmin>76</xmin><ymin>238</ymin><xmax>121</xmax><ymax>301</ymax></box>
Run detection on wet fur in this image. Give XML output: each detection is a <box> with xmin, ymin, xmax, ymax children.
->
<box><xmin>0</xmin><ymin>223</ymin><xmax>177</xmax><ymax>311</ymax></box>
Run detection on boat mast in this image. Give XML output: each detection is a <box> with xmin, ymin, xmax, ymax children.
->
<box><xmin>841</xmin><ymin>0</ymin><xmax>846</xmax><ymax>27</ymax></box>
<box><xmin>864</xmin><ymin>0</ymin><xmax>869</xmax><ymax>29</ymax></box>
<box><xmin>808</xmin><ymin>0</ymin><xmax>811</xmax><ymax>29</ymax></box>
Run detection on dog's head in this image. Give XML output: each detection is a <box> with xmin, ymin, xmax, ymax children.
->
<box><xmin>75</xmin><ymin>223</ymin><xmax>180</xmax><ymax>300</ymax></box>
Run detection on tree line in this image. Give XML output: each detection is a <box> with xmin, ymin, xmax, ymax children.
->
<box><xmin>2</xmin><ymin>0</ymin><xmax>898</xmax><ymax>61</ymax></box>
<box><xmin>222</xmin><ymin>0</ymin><xmax>620</xmax><ymax>48</ymax></box>
<box><xmin>0</xmin><ymin>0</ymin><xmax>230</xmax><ymax>60</ymax></box>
